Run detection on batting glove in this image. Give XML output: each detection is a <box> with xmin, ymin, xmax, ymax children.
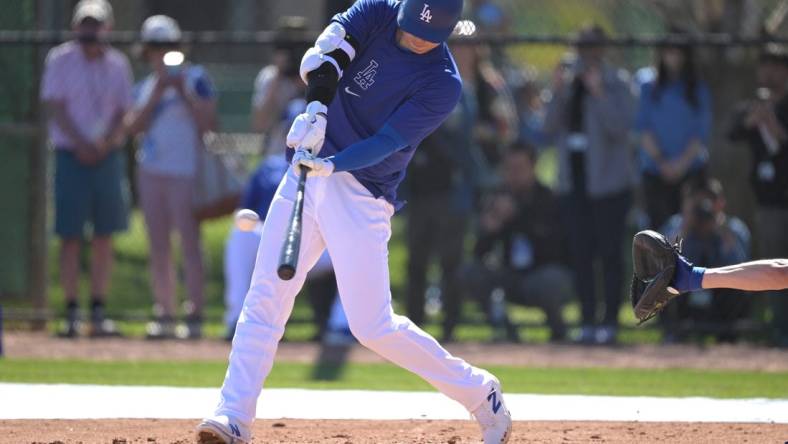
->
<box><xmin>286</xmin><ymin>101</ymin><xmax>327</xmax><ymax>156</ymax></box>
<box><xmin>292</xmin><ymin>149</ymin><xmax>335</xmax><ymax>177</ymax></box>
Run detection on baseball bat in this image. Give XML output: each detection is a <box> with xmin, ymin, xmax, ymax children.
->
<box><xmin>277</xmin><ymin>166</ymin><xmax>310</xmax><ymax>280</ymax></box>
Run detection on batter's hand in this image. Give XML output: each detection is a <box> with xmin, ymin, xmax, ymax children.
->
<box><xmin>292</xmin><ymin>149</ymin><xmax>335</xmax><ymax>177</ymax></box>
<box><xmin>286</xmin><ymin>101</ymin><xmax>327</xmax><ymax>156</ymax></box>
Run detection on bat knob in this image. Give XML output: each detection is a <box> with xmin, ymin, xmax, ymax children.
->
<box><xmin>277</xmin><ymin>265</ymin><xmax>296</xmax><ymax>281</ymax></box>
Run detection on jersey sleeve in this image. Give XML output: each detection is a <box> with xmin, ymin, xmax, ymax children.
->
<box><xmin>40</xmin><ymin>49</ymin><xmax>66</xmax><ymax>102</ymax></box>
<box><xmin>331</xmin><ymin>0</ymin><xmax>396</xmax><ymax>48</ymax></box>
<box><xmin>384</xmin><ymin>76</ymin><xmax>463</xmax><ymax>149</ymax></box>
<box><xmin>189</xmin><ymin>66</ymin><xmax>217</xmax><ymax>100</ymax></box>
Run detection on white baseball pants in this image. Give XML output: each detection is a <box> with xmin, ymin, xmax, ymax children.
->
<box><xmin>223</xmin><ymin>224</ymin><xmax>339</xmax><ymax>330</ymax></box>
<box><xmin>214</xmin><ymin>168</ymin><xmax>495</xmax><ymax>425</ymax></box>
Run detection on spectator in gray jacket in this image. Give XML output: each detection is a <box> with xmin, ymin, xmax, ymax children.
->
<box><xmin>545</xmin><ymin>25</ymin><xmax>637</xmax><ymax>345</ymax></box>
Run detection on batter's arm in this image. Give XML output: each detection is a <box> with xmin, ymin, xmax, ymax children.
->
<box><xmin>300</xmin><ymin>22</ymin><xmax>360</xmax><ymax>108</ymax></box>
<box><xmin>328</xmin><ymin>124</ymin><xmax>408</xmax><ymax>172</ymax></box>
<box><xmin>702</xmin><ymin>259</ymin><xmax>788</xmax><ymax>291</ymax></box>
<box><xmin>287</xmin><ymin>22</ymin><xmax>360</xmax><ymax>153</ymax></box>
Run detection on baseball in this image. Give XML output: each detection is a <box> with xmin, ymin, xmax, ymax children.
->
<box><xmin>234</xmin><ymin>209</ymin><xmax>260</xmax><ymax>232</ymax></box>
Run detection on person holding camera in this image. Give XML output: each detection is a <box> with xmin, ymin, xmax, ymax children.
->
<box><xmin>251</xmin><ymin>17</ymin><xmax>310</xmax><ymax>141</ymax></box>
<box><xmin>462</xmin><ymin>143</ymin><xmax>571</xmax><ymax>342</ymax></box>
<box><xmin>545</xmin><ymin>25</ymin><xmax>636</xmax><ymax>345</ymax></box>
<box><xmin>660</xmin><ymin>178</ymin><xmax>751</xmax><ymax>342</ymax></box>
<box><xmin>124</xmin><ymin>15</ymin><xmax>218</xmax><ymax>339</ymax></box>
<box><xmin>729</xmin><ymin>45</ymin><xmax>788</xmax><ymax>347</ymax></box>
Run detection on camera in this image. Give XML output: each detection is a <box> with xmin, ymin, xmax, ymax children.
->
<box><xmin>163</xmin><ymin>51</ymin><xmax>184</xmax><ymax>77</ymax></box>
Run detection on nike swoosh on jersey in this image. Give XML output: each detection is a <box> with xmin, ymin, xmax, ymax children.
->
<box><xmin>344</xmin><ymin>86</ymin><xmax>361</xmax><ymax>98</ymax></box>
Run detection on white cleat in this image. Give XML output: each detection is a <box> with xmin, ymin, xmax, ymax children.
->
<box><xmin>472</xmin><ymin>379</ymin><xmax>512</xmax><ymax>443</ymax></box>
<box><xmin>195</xmin><ymin>415</ymin><xmax>250</xmax><ymax>444</ymax></box>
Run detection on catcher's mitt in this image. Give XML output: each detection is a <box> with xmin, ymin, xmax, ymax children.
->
<box><xmin>631</xmin><ymin>230</ymin><xmax>682</xmax><ymax>324</ymax></box>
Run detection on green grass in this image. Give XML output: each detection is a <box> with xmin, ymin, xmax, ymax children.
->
<box><xmin>0</xmin><ymin>359</ymin><xmax>786</xmax><ymax>399</ymax></box>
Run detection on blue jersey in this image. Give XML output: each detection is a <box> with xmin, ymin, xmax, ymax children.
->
<box><xmin>319</xmin><ymin>0</ymin><xmax>462</xmax><ymax>206</ymax></box>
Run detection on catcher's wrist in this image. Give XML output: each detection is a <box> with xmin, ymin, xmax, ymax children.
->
<box><xmin>690</xmin><ymin>266</ymin><xmax>706</xmax><ymax>291</ymax></box>
<box><xmin>673</xmin><ymin>261</ymin><xmax>706</xmax><ymax>293</ymax></box>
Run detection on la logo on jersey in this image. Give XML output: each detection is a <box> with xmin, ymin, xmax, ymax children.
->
<box><xmin>354</xmin><ymin>60</ymin><xmax>379</xmax><ymax>90</ymax></box>
<box><xmin>420</xmin><ymin>3</ymin><xmax>432</xmax><ymax>23</ymax></box>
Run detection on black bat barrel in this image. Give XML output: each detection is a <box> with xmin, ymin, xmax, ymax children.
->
<box><xmin>277</xmin><ymin>167</ymin><xmax>309</xmax><ymax>280</ymax></box>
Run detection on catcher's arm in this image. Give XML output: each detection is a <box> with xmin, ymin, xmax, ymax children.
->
<box><xmin>701</xmin><ymin>259</ymin><xmax>788</xmax><ymax>291</ymax></box>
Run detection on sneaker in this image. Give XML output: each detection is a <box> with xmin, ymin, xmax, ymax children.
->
<box><xmin>176</xmin><ymin>317</ymin><xmax>203</xmax><ymax>340</ymax></box>
<box><xmin>574</xmin><ymin>325</ymin><xmax>597</xmax><ymax>345</ymax></box>
<box><xmin>57</xmin><ymin>304</ymin><xmax>80</xmax><ymax>338</ymax></box>
<box><xmin>196</xmin><ymin>415</ymin><xmax>250</xmax><ymax>444</ymax></box>
<box><xmin>146</xmin><ymin>318</ymin><xmax>176</xmax><ymax>340</ymax></box>
<box><xmin>472</xmin><ymin>379</ymin><xmax>512</xmax><ymax>444</ymax></box>
<box><xmin>89</xmin><ymin>319</ymin><xmax>122</xmax><ymax>338</ymax></box>
<box><xmin>89</xmin><ymin>303</ymin><xmax>122</xmax><ymax>338</ymax></box>
<box><xmin>595</xmin><ymin>325</ymin><xmax>617</xmax><ymax>346</ymax></box>
<box><xmin>57</xmin><ymin>319</ymin><xmax>81</xmax><ymax>339</ymax></box>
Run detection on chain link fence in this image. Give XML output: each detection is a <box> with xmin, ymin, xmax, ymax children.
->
<box><xmin>2</xmin><ymin>0</ymin><xmax>787</xmax><ymax>341</ymax></box>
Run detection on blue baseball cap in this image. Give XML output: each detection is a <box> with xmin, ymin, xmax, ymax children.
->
<box><xmin>397</xmin><ymin>0</ymin><xmax>463</xmax><ymax>44</ymax></box>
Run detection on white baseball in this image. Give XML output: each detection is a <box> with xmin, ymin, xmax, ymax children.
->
<box><xmin>234</xmin><ymin>209</ymin><xmax>260</xmax><ymax>232</ymax></box>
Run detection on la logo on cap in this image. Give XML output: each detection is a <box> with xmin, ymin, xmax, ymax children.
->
<box><xmin>420</xmin><ymin>3</ymin><xmax>432</xmax><ymax>23</ymax></box>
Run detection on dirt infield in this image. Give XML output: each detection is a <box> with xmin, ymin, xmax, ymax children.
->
<box><xmin>2</xmin><ymin>419</ymin><xmax>787</xmax><ymax>443</ymax></box>
<box><xmin>4</xmin><ymin>332</ymin><xmax>788</xmax><ymax>371</ymax></box>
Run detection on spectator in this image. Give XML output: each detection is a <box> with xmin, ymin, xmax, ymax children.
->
<box><xmin>40</xmin><ymin>0</ymin><xmax>132</xmax><ymax>338</ymax></box>
<box><xmin>251</xmin><ymin>17</ymin><xmax>310</xmax><ymax>141</ymax></box>
<box><xmin>660</xmin><ymin>178</ymin><xmax>751</xmax><ymax>342</ymax></box>
<box><xmin>471</xmin><ymin>46</ymin><xmax>519</xmax><ymax>166</ymax></box>
<box><xmin>404</xmin><ymin>44</ymin><xmax>482</xmax><ymax>341</ymax></box>
<box><xmin>514</xmin><ymin>74</ymin><xmax>550</xmax><ymax>149</ymax></box>
<box><xmin>544</xmin><ymin>25</ymin><xmax>636</xmax><ymax>345</ymax></box>
<box><xmin>729</xmin><ymin>44</ymin><xmax>788</xmax><ymax>347</ymax></box>
<box><xmin>124</xmin><ymin>15</ymin><xmax>218</xmax><ymax>339</ymax></box>
<box><xmin>463</xmin><ymin>143</ymin><xmax>571</xmax><ymax>342</ymax></box>
<box><xmin>470</xmin><ymin>0</ymin><xmax>509</xmax><ymax>35</ymax></box>
<box><xmin>469</xmin><ymin>0</ymin><xmax>511</xmax><ymax>66</ymax></box>
<box><xmin>636</xmin><ymin>33</ymin><xmax>711</xmax><ymax>229</ymax></box>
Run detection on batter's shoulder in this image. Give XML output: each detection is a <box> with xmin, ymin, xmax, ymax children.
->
<box><xmin>428</xmin><ymin>46</ymin><xmax>463</xmax><ymax>93</ymax></box>
<box><xmin>332</xmin><ymin>0</ymin><xmax>400</xmax><ymax>47</ymax></box>
<box><xmin>366</xmin><ymin>0</ymin><xmax>400</xmax><ymax>13</ymax></box>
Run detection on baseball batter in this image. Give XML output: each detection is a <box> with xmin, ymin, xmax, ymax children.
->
<box><xmin>196</xmin><ymin>1</ymin><xmax>512</xmax><ymax>443</ymax></box>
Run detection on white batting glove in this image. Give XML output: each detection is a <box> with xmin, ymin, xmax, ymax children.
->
<box><xmin>286</xmin><ymin>101</ymin><xmax>327</xmax><ymax>156</ymax></box>
<box><xmin>292</xmin><ymin>149</ymin><xmax>335</xmax><ymax>177</ymax></box>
